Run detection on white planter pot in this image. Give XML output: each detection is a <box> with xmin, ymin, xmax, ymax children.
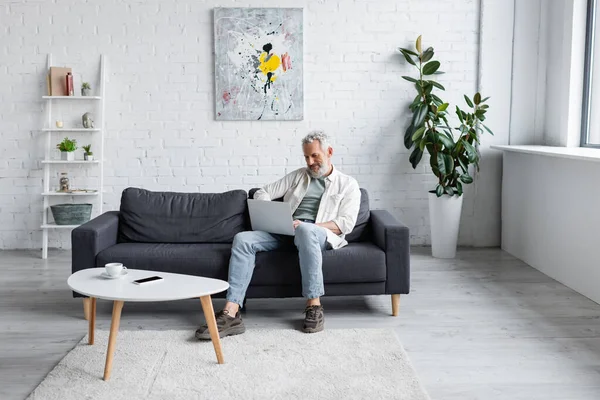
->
<box><xmin>84</xmin><ymin>154</ymin><xmax>94</xmax><ymax>161</ymax></box>
<box><xmin>428</xmin><ymin>192</ymin><xmax>464</xmax><ymax>259</ymax></box>
<box><xmin>61</xmin><ymin>151</ymin><xmax>75</xmax><ymax>161</ymax></box>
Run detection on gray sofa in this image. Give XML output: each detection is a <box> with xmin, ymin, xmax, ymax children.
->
<box><xmin>72</xmin><ymin>187</ymin><xmax>410</xmax><ymax>315</ymax></box>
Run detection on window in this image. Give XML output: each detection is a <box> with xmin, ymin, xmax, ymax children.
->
<box><xmin>582</xmin><ymin>0</ymin><xmax>600</xmax><ymax>146</ymax></box>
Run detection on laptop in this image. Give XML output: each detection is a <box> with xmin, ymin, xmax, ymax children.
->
<box><xmin>247</xmin><ymin>199</ymin><xmax>295</xmax><ymax>236</ymax></box>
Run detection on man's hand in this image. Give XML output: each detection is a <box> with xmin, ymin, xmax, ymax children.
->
<box><xmin>293</xmin><ymin>220</ymin><xmax>302</xmax><ymax>229</ymax></box>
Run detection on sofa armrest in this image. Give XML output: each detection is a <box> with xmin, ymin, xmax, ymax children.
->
<box><xmin>71</xmin><ymin>211</ymin><xmax>119</xmax><ymax>275</ymax></box>
<box><xmin>370</xmin><ymin>210</ymin><xmax>410</xmax><ymax>294</ymax></box>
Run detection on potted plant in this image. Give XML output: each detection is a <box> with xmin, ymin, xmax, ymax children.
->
<box><xmin>82</xmin><ymin>144</ymin><xmax>94</xmax><ymax>161</ymax></box>
<box><xmin>81</xmin><ymin>82</ymin><xmax>92</xmax><ymax>96</ymax></box>
<box><xmin>399</xmin><ymin>36</ymin><xmax>493</xmax><ymax>258</ymax></box>
<box><xmin>56</xmin><ymin>137</ymin><xmax>77</xmax><ymax>161</ymax></box>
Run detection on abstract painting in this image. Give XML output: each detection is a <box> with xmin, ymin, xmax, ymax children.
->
<box><xmin>214</xmin><ymin>8</ymin><xmax>304</xmax><ymax>121</ymax></box>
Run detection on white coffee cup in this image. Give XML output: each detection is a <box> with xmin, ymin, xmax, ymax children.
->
<box><xmin>105</xmin><ymin>262</ymin><xmax>126</xmax><ymax>277</ymax></box>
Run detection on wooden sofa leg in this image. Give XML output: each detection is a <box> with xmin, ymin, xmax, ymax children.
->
<box><xmin>391</xmin><ymin>294</ymin><xmax>400</xmax><ymax>316</ymax></box>
<box><xmin>83</xmin><ymin>298</ymin><xmax>91</xmax><ymax>321</ymax></box>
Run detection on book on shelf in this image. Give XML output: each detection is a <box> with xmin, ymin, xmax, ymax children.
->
<box><xmin>48</xmin><ymin>66</ymin><xmax>72</xmax><ymax>96</ymax></box>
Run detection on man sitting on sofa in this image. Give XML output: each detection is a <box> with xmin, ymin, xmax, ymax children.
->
<box><xmin>196</xmin><ymin>130</ymin><xmax>361</xmax><ymax>339</ymax></box>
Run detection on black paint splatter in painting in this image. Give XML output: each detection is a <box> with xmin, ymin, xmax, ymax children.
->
<box><xmin>266</xmin><ymin>23</ymin><xmax>283</xmax><ymax>35</ymax></box>
<box><xmin>264</xmin><ymin>72</ymin><xmax>273</xmax><ymax>93</ymax></box>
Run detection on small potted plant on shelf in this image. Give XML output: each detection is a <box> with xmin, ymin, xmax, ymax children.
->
<box><xmin>81</xmin><ymin>82</ymin><xmax>92</xmax><ymax>96</ymax></box>
<box><xmin>82</xmin><ymin>144</ymin><xmax>94</xmax><ymax>161</ymax></box>
<box><xmin>56</xmin><ymin>137</ymin><xmax>77</xmax><ymax>161</ymax></box>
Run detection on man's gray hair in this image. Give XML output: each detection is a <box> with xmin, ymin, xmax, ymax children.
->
<box><xmin>301</xmin><ymin>130</ymin><xmax>331</xmax><ymax>151</ymax></box>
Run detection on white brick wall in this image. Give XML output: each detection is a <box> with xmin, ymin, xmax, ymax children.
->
<box><xmin>0</xmin><ymin>0</ymin><xmax>481</xmax><ymax>250</ymax></box>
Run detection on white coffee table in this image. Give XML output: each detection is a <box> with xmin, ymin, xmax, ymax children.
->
<box><xmin>67</xmin><ymin>268</ymin><xmax>229</xmax><ymax>381</ymax></box>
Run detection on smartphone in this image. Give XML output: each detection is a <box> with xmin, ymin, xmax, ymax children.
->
<box><xmin>133</xmin><ymin>276</ymin><xmax>163</xmax><ymax>285</ymax></box>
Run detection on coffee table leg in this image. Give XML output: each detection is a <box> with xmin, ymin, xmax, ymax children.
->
<box><xmin>103</xmin><ymin>300</ymin><xmax>124</xmax><ymax>381</ymax></box>
<box><xmin>88</xmin><ymin>297</ymin><xmax>96</xmax><ymax>345</ymax></box>
<box><xmin>200</xmin><ymin>296</ymin><xmax>224</xmax><ymax>364</ymax></box>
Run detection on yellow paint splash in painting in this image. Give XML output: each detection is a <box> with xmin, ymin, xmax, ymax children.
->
<box><xmin>258</xmin><ymin>52</ymin><xmax>281</xmax><ymax>78</ymax></box>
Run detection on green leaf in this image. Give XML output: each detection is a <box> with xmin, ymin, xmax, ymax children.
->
<box><xmin>437</xmin><ymin>153</ymin><xmax>447</xmax><ymax>175</ymax></box>
<box><xmin>404</xmin><ymin>124</ymin><xmax>415</xmax><ymax>149</ymax></box>
<box><xmin>482</xmin><ymin>124</ymin><xmax>494</xmax><ymax>136</ymax></box>
<box><xmin>424</xmin><ymin>83</ymin><xmax>433</xmax><ymax>95</ymax></box>
<box><xmin>474</xmin><ymin>92</ymin><xmax>481</xmax><ymax>105</ymax></box>
<box><xmin>401</xmin><ymin>50</ymin><xmax>416</xmax><ymax>66</ymax></box>
<box><xmin>426</xmin><ymin>143</ymin><xmax>435</xmax><ymax>156</ymax></box>
<box><xmin>446</xmin><ymin>186</ymin><xmax>454</xmax><ymax>196</ymax></box>
<box><xmin>464</xmin><ymin>95</ymin><xmax>474</xmax><ymax>108</ymax></box>
<box><xmin>481</xmin><ymin>96</ymin><xmax>490</xmax><ymax>103</ymax></box>
<box><xmin>438</xmin><ymin>134</ymin><xmax>454</xmax><ymax>149</ymax></box>
<box><xmin>409</xmin><ymin>147</ymin><xmax>423</xmax><ymax>169</ymax></box>
<box><xmin>436</xmin><ymin>184</ymin><xmax>444</xmax><ymax>197</ymax></box>
<box><xmin>443</xmin><ymin>154</ymin><xmax>454</xmax><ymax>175</ymax></box>
<box><xmin>412</xmin><ymin>126</ymin><xmax>426</xmax><ymax>141</ymax></box>
<box><xmin>399</xmin><ymin>47</ymin><xmax>418</xmax><ymax>56</ymax></box>
<box><xmin>437</xmin><ymin>102</ymin><xmax>449</xmax><ymax>112</ymax></box>
<box><xmin>457</xmin><ymin>181</ymin><xmax>463</xmax><ymax>195</ymax></box>
<box><xmin>462</xmin><ymin>140</ymin><xmax>477</xmax><ymax>162</ymax></box>
<box><xmin>431</xmin><ymin>94</ymin><xmax>443</xmax><ymax>104</ymax></box>
<box><xmin>422</xmin><ymin>61</ymin><xmax>440</xmax><ymax>75</ymax></box>
<box><xmin>456</xmin><ymin>106</ymin><xmax>464</xmax><ymax>123</ymax></box>
<box><xmin>416</xmin><ymin>35</ymin><xmax>422</xmax><ymax>54</ymax></box>
<box><xmin>419</xmin><ymin>137</ymin><xmax>427</xmax><ymax>151</ymax></box>
<box><xmin>460</xmin><ymin>173</ymin><xmax>473</xmax><ymax>184</ymax></box>
<box><xmin>429</xmin><ymin>80</ymin><xmax>445</xmax><ymax>90</ymax></box>
<box><xmin>413</xmin><ymin>104</ymin><xmax>428</xmax><ymax>127</ymax></box>
<box><xmin>458</xmin><ymin>156</ymin><xmax>468</xmax><ymax>173</ymax></box>
<box><xmin>421</xmin><ymin>47</ymin><xmax>434</xmax><ymax>62</ymax></box>
<box><xmin>402</xmin><ymin>76</ymin><xmax>418</xmax><ymax>83</ymax></box>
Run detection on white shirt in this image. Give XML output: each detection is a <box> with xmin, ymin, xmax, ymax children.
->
<box><xmin>254</xmin><ymin>165</ymin><xmax>361</xmax><ymax>249</ymax></box>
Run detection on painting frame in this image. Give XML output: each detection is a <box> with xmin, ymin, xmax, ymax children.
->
<box><xmin>214</xmin><ymin>7</ymin><xmax>304</xmax><ymax>121</ymax></box>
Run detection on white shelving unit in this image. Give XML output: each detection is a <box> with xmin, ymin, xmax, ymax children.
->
<box><xmin>41</xmin><ymin>54</ymin><xmax>106</xmax><ymax>259</ymax></box>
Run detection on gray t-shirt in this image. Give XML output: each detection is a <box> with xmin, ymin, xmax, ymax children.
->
<box><xmin>292</xmin><ymin>177</ymin><xmax>326</xmax><ymax>221</ymax></box>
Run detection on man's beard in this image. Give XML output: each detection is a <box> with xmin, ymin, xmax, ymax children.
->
<box><xmin>307</xmin><ymin>162</ymin><xmax>329</xmax><ymax>178</ymax></box>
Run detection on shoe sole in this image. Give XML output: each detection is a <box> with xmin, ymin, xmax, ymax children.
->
<box><xmin>195</xmin><ymin>325</ymin><xmax>246</xmax><ymax>340</ymax></box>
<box><xmin>303</xmin><ymin>324</ymin><xmax>324</xmax><ymax>334</ymax></box>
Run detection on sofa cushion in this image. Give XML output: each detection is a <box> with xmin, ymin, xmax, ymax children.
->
<box><xmin>249</xmin><ymin>187</ymin><xmax>371</xmax><ymax>242</ymax></box>
<box><xmin>118</xmin><ymin>187</ymin><xmax>248</xmax><ymax>243</ymax></box>
<box><xmin>344</xmin><ymin>188</ymin><xmax>370</xmax><ymax>242</ymax></box>
<box><xmin>251</xmin><ymin>242</ymin><xmax>386</xmax><ymax>286</ymax></box>
<box><xmin>97</xmin><ymin>243</ymin><xmax>231</xmax><ymax>279</ymax></box>
<box><xmin>96</xmin><ymin>242</ymin><xmax>385</xmax><ymax>287</ymax></box>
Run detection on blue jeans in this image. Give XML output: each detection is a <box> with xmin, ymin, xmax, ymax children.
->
<box><xmin>226</xmin><ymin>222</ymin><xmax>328</xmax><ymax>307</ymax></box>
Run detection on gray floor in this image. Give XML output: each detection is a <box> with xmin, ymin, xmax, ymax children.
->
<box><xmin>2</xmin><ymin>248</ymin><xmax>600</xmax><ymax>400</ymax></box>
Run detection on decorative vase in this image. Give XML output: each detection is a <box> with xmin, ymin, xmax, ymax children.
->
<box><xmin>428</xmin><ymin>192</ymin><xmax>464</xmax><ymax>259</ymax></box>
<box><xmin>81</xmin><ymin>88</ymin><xmax>92</xmax><ymax>96</ymax></box>
<box><xmin>61</xmin><ymin>151</ymin><xmax>75</xmax><ymax>161</ymax></box>
<box><xmin>84</xmin><ymin>154</ymin><xmax>94</xmax><ymax>161</ymax></box>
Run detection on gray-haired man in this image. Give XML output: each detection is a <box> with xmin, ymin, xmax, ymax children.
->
<box><xmin>196</xmin><ymin>131</ymin><xmax>361</xmax><ymax>339</ymax></box>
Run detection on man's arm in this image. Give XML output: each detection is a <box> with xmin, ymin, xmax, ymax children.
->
<box><xmin>315</xmin><ymin>220</ymin><xmax>342</xmax><ymax>235</ymax></box>
<box><xmin>254</xmin><ymin>169</ymin><xmax>301</xmax><ymax>201</ymax></box>
<box><xmin>328</xmin><ymin>180</ymin><xmax>361</xmax><ymax>235</ymax></box>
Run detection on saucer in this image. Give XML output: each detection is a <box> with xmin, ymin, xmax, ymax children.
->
<box><xmin>100</xmin><ymin>270</ymin><xmax>128</xmax><ymax>279</ymax></box>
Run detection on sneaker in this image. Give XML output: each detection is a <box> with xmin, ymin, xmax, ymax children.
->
<box><xmin>303</xmin><ymin>305</ymin><xmax>324</xmax><ymax>333</ymax></box>
<box><xmin>195</xmin><ymin>309</ymin><xmax>246</xmax><ymax>340</ymax></box>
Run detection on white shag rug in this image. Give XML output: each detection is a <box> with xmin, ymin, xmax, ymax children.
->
<box><xmin>27</xmin><ymin>329</ymin><xmax>429</xmax><ymax>400</ymax></box>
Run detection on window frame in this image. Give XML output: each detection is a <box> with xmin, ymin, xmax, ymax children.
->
<box><xmin>582</xmin><ymin>0</ymin><xmax>600</xmax><ymax>147</ymax></box>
